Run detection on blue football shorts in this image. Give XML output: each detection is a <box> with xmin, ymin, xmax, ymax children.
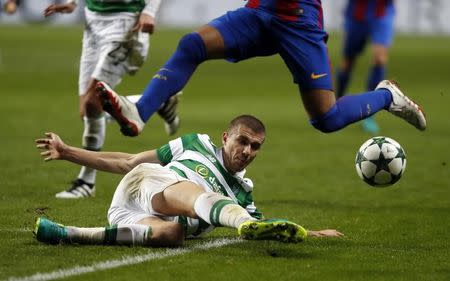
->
<box><xmin>208</xmin><ymin>7</ymin><xmax>333</xmax><ymax>91</ymax></box>
<box><xmin>343</xmin><ymin>11</ymin><xmax>395</xmax><ymax>58</ymax></box>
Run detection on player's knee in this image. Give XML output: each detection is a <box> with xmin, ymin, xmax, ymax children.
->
<box><xmin>373</xmin><ymin>48</ymin><xmax>388</xmax><ymax>65</ymax></box>
<box><xmin>176</xmin><ymin>32</ymin><xmax>207</xmax><ymax>64</ymax></box>
<box><xmin>373</xmin><ymin>57</ymin><xmax>387</xmax><ymax>66</ymax></box>
<box><xmin>311</xmin><ymin>121</ymin><xmax>335</xmax><ymax>133</ymax></box>
<box><xmin>150</xmin><ymin>223</ymin><xmax>185</xmax><ymax>247</ymax></box>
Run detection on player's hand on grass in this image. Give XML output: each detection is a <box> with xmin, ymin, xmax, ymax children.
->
<box><xmin>307</xmin><ymin>229</ymin><xmax>344</xmax><ymax>237</ymax></box>
<box><xmin>36</xmin><ymin>132</ymin><xmax>66</xmax><ymax>161</ymax></box>
<box><xmin>133</xmin><ymin>13</ymin><xmax>155</xmax><ymax>34</ymax></box>
<box><xmin>43</xmin><ymin>3</ymin><xmax>76</xmax><ymax>17</ymax></box>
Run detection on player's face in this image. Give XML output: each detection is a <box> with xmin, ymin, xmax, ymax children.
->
<box><xmin>222</xmin><ymin>125</ymin><xmax>265</xmax><ymax>173</ymax></box>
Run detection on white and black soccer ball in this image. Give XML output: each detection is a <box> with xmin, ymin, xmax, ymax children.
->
<box><xmin>355</xmin><ymin>136</ymin><xmax>407</xmax><ymax>187</ymax></box>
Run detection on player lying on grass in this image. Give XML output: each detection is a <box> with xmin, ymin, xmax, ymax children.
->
<box><xmin>35</xmin><ymin>115</ymin><xmax>343</xmax><ymax>247</ymax></box>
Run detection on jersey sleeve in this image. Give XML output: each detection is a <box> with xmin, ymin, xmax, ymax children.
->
<box><xmin>156</xmin><ymin>134</ymin><xmax>193</xmax><ymax>165</ymax></box>
<box><xmin>156</xmin><ymin>143</ymin><xmax>173</xmax><ymax>165</ymax></box>
<box><xmin>142</xmin><ymin>0</ymin><xmax>161</xmax><ymax>17</ymax></box>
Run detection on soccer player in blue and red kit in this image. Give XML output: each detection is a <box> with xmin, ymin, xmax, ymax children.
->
<box><xmin>95</xmin><ymin>0</ymin><xmax>426</xmax><ymax>137</ymax></box>
<box><xmin>336</xmin><ymin>0</ymin><xmax>396</xmax><ymax>134</ymax></box>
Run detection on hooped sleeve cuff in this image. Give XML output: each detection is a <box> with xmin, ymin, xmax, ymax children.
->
<box><xmin>142</xmin><ymin>0</ymin><xmax>161</xmax><ymax>18</ymax></box>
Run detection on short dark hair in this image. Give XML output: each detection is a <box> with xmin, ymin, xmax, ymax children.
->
<box><xmin>227</xmin><ymin>115</ymin><xmax>266</xmax><ymax>134</ymax></box>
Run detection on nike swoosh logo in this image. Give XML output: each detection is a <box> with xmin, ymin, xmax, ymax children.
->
<box><xmin>311</xmin><ymin>73</ymin><xmax>328</xmax><ymax>79</ymax></box>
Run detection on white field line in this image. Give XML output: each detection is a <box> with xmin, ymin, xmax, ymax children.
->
<box><xmin>5</xmin><ymin>238</ymin><xmax>242</xmax><ymax>281</ymax></box>
<box><xmin>0</xmin><ymin>228</ymin><xmax>33</xmax><ymax>233</ymax></box>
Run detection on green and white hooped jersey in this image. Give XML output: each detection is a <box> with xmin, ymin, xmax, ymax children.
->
<box><xmin>157</xmin><ymin>133</ymin><xmax>263</xmax><ymax>235</ymax></box>
<box><xmin>85</xmin><ymin>0</ymin><xmax>146</xmax><ymax>13</ymax></box>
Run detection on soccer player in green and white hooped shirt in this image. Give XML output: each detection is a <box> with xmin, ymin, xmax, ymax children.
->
<box><xmin>43</xmin><ymin>0</ymin><xmax>180</xmax><ymax>199</ymax></box>
<box><xmin>34</xmin><ymin>115</ymin><xmax>343</xmax><ymax>246</ymax></box>
<box><xmin>156</xmin><ymin>127</ymin><xmax>264</xmax><ymax>236</ymax></box>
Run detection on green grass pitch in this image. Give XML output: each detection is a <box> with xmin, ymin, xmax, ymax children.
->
<box><xmin>0</xmin><ymin>25</ymin><xmax>449</xmax><ymax>281</ymax></box>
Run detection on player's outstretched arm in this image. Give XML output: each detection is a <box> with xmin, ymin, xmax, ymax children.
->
<box><xmin>43</xmin><ymin>2</ymin><xmax>76</xmax><ymax>17</ymax></box>
<box><xmin>35</xmin><ymin>132</ymin><xmax>161</xmax><ymax>174</ymax></box>
<box><xmin>307</xmin><ymin>229</ymin><xmax>344</xmax><ymax>237</ymax></box>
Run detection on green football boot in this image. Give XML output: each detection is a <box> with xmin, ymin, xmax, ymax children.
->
<box><xmin>34</xmin><ymin>217</ymin><xmax>69</xmax><ymax>245</ymax></box>
<box><xmin>238</xmin><ymin>219</ymin><xmax>307</xmax><ymax>243</ymax></box>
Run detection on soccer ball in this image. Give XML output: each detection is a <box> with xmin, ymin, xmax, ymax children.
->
<box><xmin>355</xmin><ymin>136</ymin><xmax>407</xmax><ymax>187</ymax></box>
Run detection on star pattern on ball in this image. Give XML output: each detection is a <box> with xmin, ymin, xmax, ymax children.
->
<box><xmin>370</xmin><ymin>151</ymin><xmax>393</xmax><ymax>173</ymax></box>
<box><xmin>370</xmin><ymin>137</ymin><xmax>386</xmax><ymax>149</ymax></box>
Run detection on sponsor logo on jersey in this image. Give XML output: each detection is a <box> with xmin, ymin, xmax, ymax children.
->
<box><xmin>195</xmin><ymin>165</ymin><xmax>208</xmax><ymax>177</ymax></box>
<box><xmin>208</xmin><ymin>176</ymin><xmax>224</xmax><ymax>195</ymax></box>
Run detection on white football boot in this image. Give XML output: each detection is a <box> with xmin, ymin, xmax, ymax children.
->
<box><xmin>104</xmin><ymin>93</ymin><xmax>181</xmax><ymax>136</ymax></box>
<box><xmin>376</xmin><ymin>80</ymin><xmax>426</xmax><ymax>131</ymax></box>
<box><xmin>55</xmin><ymin>179</ymin><xmax>95</xmax><ymax>199</ymax></box>
<box><xmin>158</xmin><ymin>92</ymin><xmax>181</xmax><ymax>136</ymax></box>
<box><xmin>96</xmin><ymin>81</ymin><xmax>144</xmax><ymax>137</ymax></box>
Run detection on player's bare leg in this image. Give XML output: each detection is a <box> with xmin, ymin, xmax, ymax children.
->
<box><xmin>34</xmin><ymin>216</ymin><xmax>184</xmax><ymax>247</ymax></box>
<box><xmin>197</xmin><ymin>25</ymin><xmax>227</xmax><ymax>59</ymax></box>
<box><xmin>152</xmin><ymin>181</ymin><xmax>308</xmax><ymax>243</ymax></box>
<box><xmin>336</xmin><ymin>57</ymin><xmax>356</xmax><ymax>99</ymax></box>
<box><xmin>301</xmin><ymin>88</ymin><xmax>336</xmax><ymax>120</ymax></box>
<box><xmin>55</xmin><ymin>79</ymin><xmax>104</xmax><ymax>199</ymax></box>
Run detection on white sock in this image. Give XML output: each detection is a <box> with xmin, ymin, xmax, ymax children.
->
<box><xmin>218</xmin><ymin>204</ymin><xmax>256</xmax><ymax>229</ymax></box>
<box><xmin>77</xmin><ymin>116</ymin><xmax>105</xmax><ymax>184</ymax></box>
<box><xmin>193</xmin><ymin>192</ymin><xmax>255</xmax><ymax>229</ymax></box>
<box><xmin>67</xmin><ymin>224</ymin><xmax>151</xmax><ymax>246</ymax></box>
<box><xmin>67</xmin><ymin>226</ymin><xmax>105</xmax><ymax>244</ymax></box>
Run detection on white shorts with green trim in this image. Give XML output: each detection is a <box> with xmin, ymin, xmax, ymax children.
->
<box><xmin>107</xmin><ymin>163</ymin><xmax>189</xmax><ymax>225</ymax></box>
<box><xmin>78</xmin><ymin>8</ymin><xmax>149</xmax><ymax>95</ymax></box>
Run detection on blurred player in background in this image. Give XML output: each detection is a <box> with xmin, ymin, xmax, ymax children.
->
<box><xmin>336</xmin><ymin>0</ymin><xmax>396</xmax><ymax>134</ymax></box>
<box><xmin>96</xmin><ymin>0</ymin><xmax>425</xmax><ymax>140</ymax></box>
<box><xmin>2</xmin><ymin>0</ymin><xmax>18</xmax><ymax>14</ymax></box>
<box><xmin>35</xmin><ymin>115</ymin><xmax>343</xmax><ymax>247</ymax></box>
<box><xmin>43</xmin><ymin>0</ymin><xmax>179</xmax><ymax>199</ymax></box>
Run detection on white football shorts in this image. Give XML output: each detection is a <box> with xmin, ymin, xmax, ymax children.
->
<box><xmin>107</xmin><ymin>163</ymin><xmax>190</xmax><ymax>225</ymax></box>
<box><xmin>78</xmin><ymin>8</ymin><xmax>149</xmax><ymax>95</ymax></box>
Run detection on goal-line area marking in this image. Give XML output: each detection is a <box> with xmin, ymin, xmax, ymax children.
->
<box><xmin>6</xmin><ymin>238</ymin><xmax>242</xmax><ymax>281</ymax></box>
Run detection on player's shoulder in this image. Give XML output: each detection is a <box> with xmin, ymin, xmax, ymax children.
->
<box><xmin>179</xmin><ymin>132</ymin><xmax>205</xmax><ymax>142</ymax></box>
<box><xmin>179</xmin><ymin>133</ymin><xmax>216</xmax><ymax>150</ymax></box>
